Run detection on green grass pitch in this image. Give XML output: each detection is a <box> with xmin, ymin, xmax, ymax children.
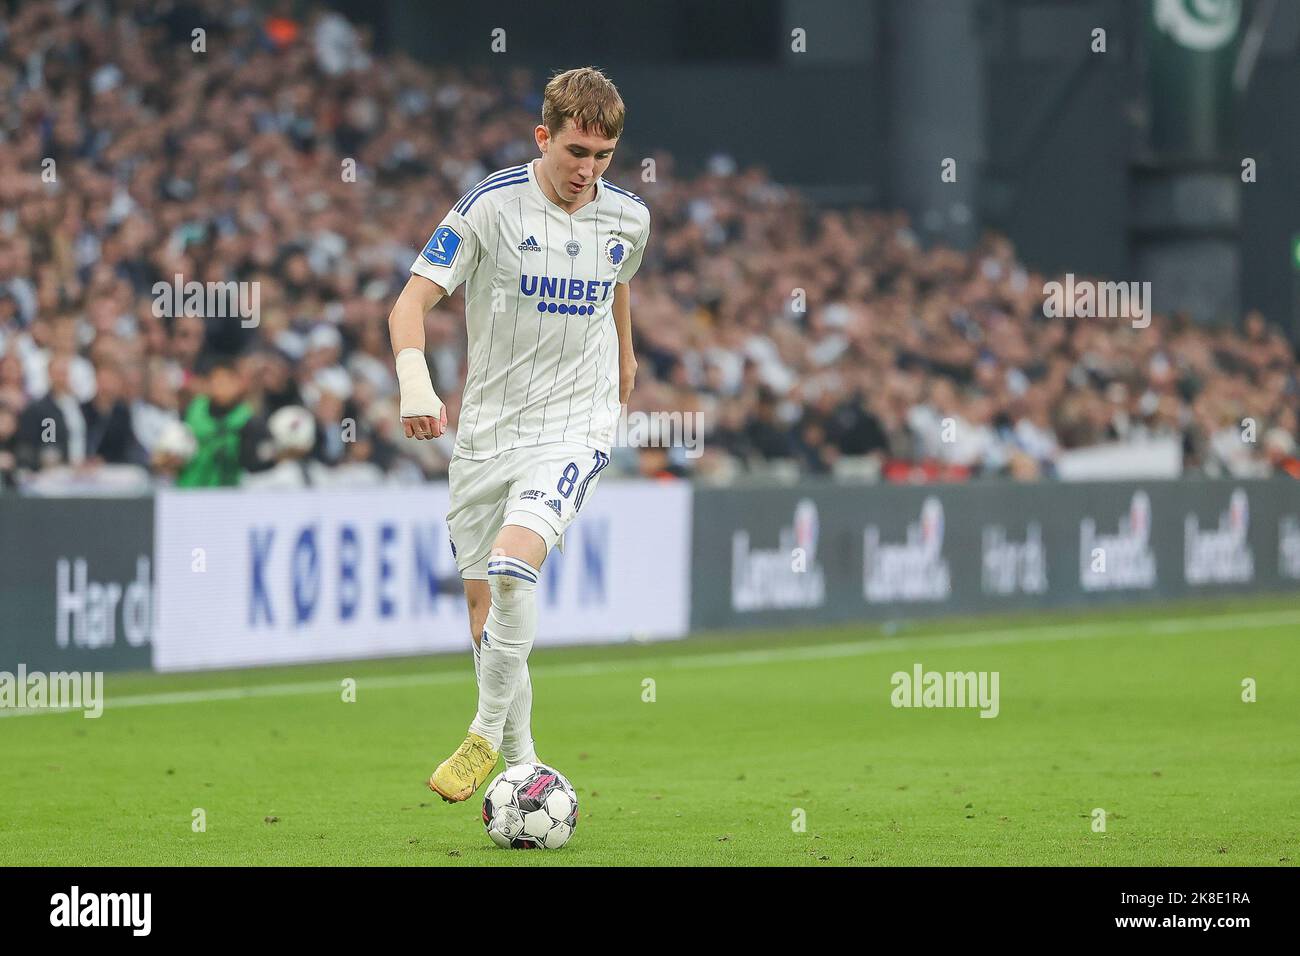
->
<box><xmin>1</xmin><ymin>596</ymin><xmax>1297</xmax><ymax>866</ymax></box>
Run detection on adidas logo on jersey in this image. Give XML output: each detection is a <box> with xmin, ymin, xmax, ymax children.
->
<box><xmin>546</xmin><ymin>499</ymin><xmax>562</xmax><ymax>517</ymax></box>
<box><xmin>518</xmin><ymin>235</ymin><xmax>542</xmax><ymax>252</ymax></box>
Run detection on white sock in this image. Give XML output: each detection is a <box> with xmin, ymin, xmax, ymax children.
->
<box><xmin>468</xmin><ymin>555</ymin><xmax>539</xmax><ymax>751</ymax></box>
<box><xmin>503</xmin><ymin>664</ymin><xmax>537</xmax><ymax>767</ymax></box>
<box><xmin>472</xmin><ymin>636</ymin><xmax>537</xmax><ymax>766</ymax></box>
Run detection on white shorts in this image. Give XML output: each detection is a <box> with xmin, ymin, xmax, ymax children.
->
<box><xmin>447</xmin><ymin>442</ymin><xmax>612</xmax><ymax>579</ymax></box>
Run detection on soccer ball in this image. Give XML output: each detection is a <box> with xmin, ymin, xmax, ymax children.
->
<box><xmin>482</xmin><ymin>763</ymin><xmax>578</xmax><ymax>849</ymax></box>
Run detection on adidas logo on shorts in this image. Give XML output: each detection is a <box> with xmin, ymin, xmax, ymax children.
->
<box><xmin>546</xmin><ymin>499</ymin><xmax>562</xmax><ymax>517</ymax></box>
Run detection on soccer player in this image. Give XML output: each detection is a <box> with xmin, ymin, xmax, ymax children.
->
<box><xmin>387</xmin><ymin>67</ymin><xmax>650</xmax><ymax>802</ymax></box>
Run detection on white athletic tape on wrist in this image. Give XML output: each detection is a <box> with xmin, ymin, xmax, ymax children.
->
<box><xmin>395</xmin><ymin>348</ymin><xmax>443</xmax><ymax>419</ymax></box>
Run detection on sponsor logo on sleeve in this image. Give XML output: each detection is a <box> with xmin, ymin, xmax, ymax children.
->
<box><xmin>421</xmin><ymin>226</ymin><xmax>462</xmax><ymax>268</ymax></box>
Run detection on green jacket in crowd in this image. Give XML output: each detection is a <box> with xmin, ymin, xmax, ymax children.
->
<box><xmin>177</xmin><ymin>396</ymin><xmax>255</xmax><ymax>488</ymax></box>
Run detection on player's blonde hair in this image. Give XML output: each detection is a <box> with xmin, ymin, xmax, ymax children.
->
<box><xmin>542</xmin><ymin>67</ymin><xmax>625</xmax><ymax>141</ymax></box>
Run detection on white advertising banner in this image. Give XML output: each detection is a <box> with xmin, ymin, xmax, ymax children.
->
<box><xmin>154</xmin><ymin>482</ymin><xmax>691</xmax><ymax>671</ymax></box>
<box><xmin>1056</xmin><ymin>437</ymin><xmax>1182</xmax><ymax>480</ymax></box>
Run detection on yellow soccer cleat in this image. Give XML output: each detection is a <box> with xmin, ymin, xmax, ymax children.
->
<box><xmin>428</xmin><ymin>732</ymin><xmax>500</xmax><ymax>803</ymax></box>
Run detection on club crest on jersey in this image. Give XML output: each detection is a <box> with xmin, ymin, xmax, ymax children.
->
<box><xmin>565</xmin><ymin>240</ymin><xmax>581</xmax><ymax>258</ymax></box>
<box><xmin>421</xmin><ymin>226</ymin><xmax>462</xmax><ymax>267</ymax></box>
<box><xmin>518</xmin><ymin>235</ymin><xmax>541</xmax><ymax>252</ymax></box>
<box><xmin>604</xmin><ymin>236</ymin><xmax>627</xmax><ymax>266</ymax></box>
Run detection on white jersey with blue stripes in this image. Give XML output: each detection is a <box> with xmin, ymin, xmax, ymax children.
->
<box><xmin>411</xmin><ymin>159</ymin><xmax>651</xmax><ymax>461</ymax></box>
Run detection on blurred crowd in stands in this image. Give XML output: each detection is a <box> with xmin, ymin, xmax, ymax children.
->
<box><xmin>2</xmin><ymin>0</ymin><xmax>1298</xmax><ymax>493</ymax></box>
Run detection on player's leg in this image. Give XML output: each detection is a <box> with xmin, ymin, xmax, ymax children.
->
<box><xmin>466</xmin><ymin>523</ymin><xmax>545</xmax><ymax>753</ymax></box>
<box><xmin>430</xmin><ymin>456</ymin><xmax>511</xmax><ymax>802</ymax></box>
<box><xmin>467</xmin><ymin>446</ymin><xmax>610</xmax><ymax>757</ymax></box>
<box><xmin>464</xmin><ymin>575</ymin><xmax>489</xmax><ymax>676</ymax></box>
<box><xmin>463</xmin><ymin>576</ymin><xmax>537</xmax><ymax>767</ymax></box>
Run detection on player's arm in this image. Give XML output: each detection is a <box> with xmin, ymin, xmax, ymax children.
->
<box><xmin>613</xmin><ymin>213</ymin><xmax>650</xmax><ymax>407</ymax></box>
<box><xmin>614</xmin><ymin>281</ymin><xmax>637</xmax><ymax>406</ymax></box>
<box><xmin>388</xmin><ymin>273</ymin><xmax>448</xmax><ymax>440</ymax></box>
<box><xmin>398</xmin><ymin>205</ymin><xmax>486</xmax><ymax>441</ymax></box>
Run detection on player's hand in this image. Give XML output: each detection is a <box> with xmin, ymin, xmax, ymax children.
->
<box><xmin>619</xmin><ymin>355</ymin><xmax>638</xmax><ymax>405</ymax></box>
<box><xmin>402</xmin><ymin>404</ymin><xmax>447</xmax><ymax>440</ymax></box>
<box><xmin>395</xmin><ymin>347</ymin><xmax>447</xmax><ymax>440</ymax></box>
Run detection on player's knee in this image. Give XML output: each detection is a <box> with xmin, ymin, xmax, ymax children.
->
<box><xmin>489</xmin><ymin>571</ymin><xmax>517</xmax><ymax>599</ymax></box>
<box><xmin>488</xmin><ymin>569</ymin><xmax>531</xmax><ymax>600</ymax></box>
<box><xmin>492</xmin><ymin>525</ymin><xmax>548</xmax><ymax>568</ymax></box>
<box><xmin>487</xmin><ymin>552</ymin><xmax>539</xmax><ymax>602</ymax></box>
